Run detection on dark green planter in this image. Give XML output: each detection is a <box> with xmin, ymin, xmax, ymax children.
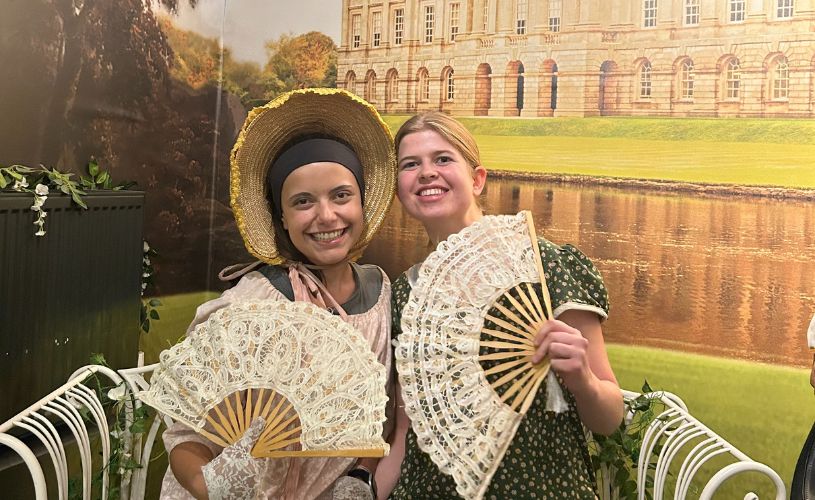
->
<box><xmin>0</xmin><ymin>191</ymin><xmax>144</xmax><ymax>423</ymax></box>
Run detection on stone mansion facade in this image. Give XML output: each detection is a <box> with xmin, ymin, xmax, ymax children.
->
<box><xmin>337</xmin><ymin>0</ymin><xmax>815</xmax><ymax>116</ymax></box>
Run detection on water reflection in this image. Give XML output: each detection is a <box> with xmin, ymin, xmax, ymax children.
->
<box><xmin>363</xmin><ymin>178</ymin><xmax>815</xmax><ymax>367</ymax></box>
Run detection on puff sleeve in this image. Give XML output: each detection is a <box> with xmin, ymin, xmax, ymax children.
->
<box><xmin>538</xmin><ymin>239</ymin><xmax>610</xmax><ymax>321</ymax></box>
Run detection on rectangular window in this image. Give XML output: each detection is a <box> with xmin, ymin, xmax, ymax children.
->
<box><xmin>516</xmin><ymin>0</ymin><xmax>527</xmax><ymax>34</ymax></box>
<box><xmin>394</xmin><ymin>8</ymin><xmax>404</xmax><ymax>45</ymax></box>
<box><xmin>425</xmin><ymin>5</ymin><xmax>435</xmax><ymax>43</ymax></box>
<box><xmin>449</xmin><ymin>3</ymin><xmax>460</xmax><ymax>41</ymax></box>
<box><xmin>684</xmin><ymin>0</ymin><xmax>699</xmax><ymax>25</ymax></box>
<box><xmin>351</xmin><ymin>14</ymin><xmax>361</xmax><ymax>48</ymax></box>
<box><xmin>777</xmin><ymin>0</ymin><xmax>793</xmax><ymax>18</ymax></box>
<box><xmin>729</xmin><ymin>0</ymin><xmax>745</xmax><ymax>22</ymax></box>
<box><xmin>643</xmin><ymin>0</ymin><xmax>657</xmax><ymax>27</ymax></box>
<box><xmin>372</xmin><ymin>11</ymin><xmax>382</xmax><ymax>47</ymax></box>
<box><xmin>548</xmin><ymin>0</ymin><xmax>562</xmax><ymax>32</ymax></box>
<box><xmin>483</xmin><ymin>0</ymin><xmax>490</xmax><ymax>31</ymax></box>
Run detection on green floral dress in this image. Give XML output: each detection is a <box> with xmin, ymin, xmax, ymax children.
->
<box><xmin>389</xmin><ymin>239</ymin><xmax>609</xmax><ymax>500</ymax></box>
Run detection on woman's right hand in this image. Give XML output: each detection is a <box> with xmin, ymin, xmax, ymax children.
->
<box><xmin>202</xmin><ymin>417</ymin><xmax>268</xmax><ymax>500</ymax></box>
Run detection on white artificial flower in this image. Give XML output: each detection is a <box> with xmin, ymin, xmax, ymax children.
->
<box><xmin>143</xmin><ymin>257</ymin><xmax>151</xmax><ymax>266</ymax></box>
<box><xmin>12</xmin><ymin>178</ymin><xmax>29</xmax><ymax>190</ymax></box>
<box><xmin>143</xmin><ymin>241</ymin><xmax>150</xmax><ymax>252</ymax></box>
<box><xmin>34</xmin><ymin>229</ymin><xmax>46</xmax><ymax>237</ymax></box>
<box><xmin>30</xmin><ymin>204</ymin><xmax>40</xmax><ymax>211</ymax></box>
<box><xmin>35</xmin><ymin>184</ymin><xmax>49</xmax><ymax>196</ymax></box>
<box><xmin>107</xmin><ymin>384</ymin><xmax>127</xmax><ymax>401</ymax></box>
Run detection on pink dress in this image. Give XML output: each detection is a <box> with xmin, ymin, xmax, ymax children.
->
<box><xmin>159</xmin><ymin>264</ymin><xmax>392</xmax><ymax>499</ymax></box>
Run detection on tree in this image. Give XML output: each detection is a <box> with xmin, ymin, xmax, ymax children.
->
<box><xmin>34</xmin><ymin>0</ymin><xmax>198</xmax><ymax>167</ymax></box>
<box><xmin>264</xmin><ymin>31</ymin><xmax>337</xmax><ymax>97</ymax></box>
<box><xmin>162</xmin><ymin>19</ymin><xmax>263</xmax><ymax>103</ymax></box>
<box><xmin>0</xmin><ymin>0</ymin><xmax>261</xmax><ymax>295</ymax></box>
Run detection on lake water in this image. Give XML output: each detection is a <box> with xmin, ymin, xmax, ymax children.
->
<box><xmin>363</xmin><ymin>177</ymin><xmax>815</xmax><ymax>368</ymax></box>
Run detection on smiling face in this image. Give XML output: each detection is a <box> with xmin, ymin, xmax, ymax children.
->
<box><xmin>396</xmin><ymin>129</ymin><xmax>486</xmax><ymax>241</ymax></box>
<box><xmin>280</xmin><ymin>162</ymin><xmax>364</xmax><ymax>267</ymax></box>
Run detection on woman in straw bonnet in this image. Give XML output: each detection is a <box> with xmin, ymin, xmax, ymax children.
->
<box><xmin>375</xmin><ymin>112</ymin><xmax>623</xmax><ymax>499</ymax></box>
<box><xmin>160</xmin><ymin>88</ymin><xmax>396</xmax><ymax>500</ymax></box>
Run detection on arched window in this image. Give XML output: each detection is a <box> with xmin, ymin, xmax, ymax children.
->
<box><xmin>364</xmin><ymin>70</ymin><xmax>377</xmax><ymax>102</ymax></box>
<box><xmin>441</xmin><ymin>66</ymin><xmax>456</xmax><ymax>102</ymax></box>
<box><xmin>417</xmin><ymin>68</ymin><xmax>430</xmax><ymax>101</ymax></box>
<box><xmin>386</xmin><ymin>69</ymin><xmax>399</xmax><ymax>102</ymax></box>
<box><xmin>639</xmin><ymin>61</ymin><xmax>652</xmax><ymax>99</ymax></box>
<box><xmin>475</xmin><ymin>63</ymin><xmax>492</xmax><ymax>115</ymax></box>
<box><xmin>345</xmin><ymin>71</ymin><xmax>356</xmax><ymax>94</ymax></box>
<box><xmin>771</xmin><ymin>57</ymin><xmax>789</xmax><ymax>100</ymax></box>
<box><xmin>679</xmin><ymin>59</ymin><xmax>694</xmax><ymax>100</ymax></box>
<box><xmin>725</xmin><ymin>58</ymin><xmax>741</xmax><ymax>99</ymax></box>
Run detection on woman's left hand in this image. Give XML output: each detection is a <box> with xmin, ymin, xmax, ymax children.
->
<box><xmin>531</xmin><ymin>319</ymin><xmax>592</xmax><ymax>394</ymax></box>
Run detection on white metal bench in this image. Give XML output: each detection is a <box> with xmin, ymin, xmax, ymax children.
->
<box><xmin>596</xmin><ymin>389</ymin><xmax>786</xmax><ymax>500</ymax></box>
<box><xmin>1</xmin><ymin>363</ymin><xmax>787</xmax><ymax>499</ymax></box>
<box><xmin>0</xmin><ymin>357</ymin><xmax>169</xmax><ymax>500</ymax></box>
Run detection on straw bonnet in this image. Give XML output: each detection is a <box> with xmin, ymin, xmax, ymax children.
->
<box><xmin>230</xmin><ymin>88</ymin><xmax>396</xmax><ymax>265</ymax></box>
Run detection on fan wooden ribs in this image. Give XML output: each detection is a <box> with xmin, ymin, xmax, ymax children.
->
<box><xmin>198</xmin><ymin>388</ymin><xmax>386</xmax><ymax>458</ymax></box>
<box><xmin>479</xmin><ymin>211</ymin><xmax>555</xmax><ymax>415</ymax></box>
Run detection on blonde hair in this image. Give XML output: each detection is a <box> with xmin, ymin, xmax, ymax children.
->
<box><xmin>395</xmin><ymin>112</ymin><xmax>481</xmax><ymax>169</ymax></box>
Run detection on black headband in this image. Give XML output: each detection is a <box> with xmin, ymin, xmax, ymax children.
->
<box><xmin>268</xmin><ymin>138</ymin><xmax>366</xmax><ymax>217</ymax></box>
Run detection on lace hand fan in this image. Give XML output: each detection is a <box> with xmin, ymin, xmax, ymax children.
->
<box><xmin>396</xmin><ymin>211</ymin><xmax>557</xmax><ymax>500</ymax></box>
<box><xmin>138</xmin><ymin>300</ymin><xmax>389</xmax><ymax>458</ymax></box>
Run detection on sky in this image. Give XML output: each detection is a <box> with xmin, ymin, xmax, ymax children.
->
<box><xmin>163</xmin><ymin>0</ymin><xmax>342</xmax><ymax>65</ymax></box>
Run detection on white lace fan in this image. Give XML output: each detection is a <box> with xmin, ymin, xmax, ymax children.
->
<box><xmin>396</xmin><ymin>211</ymin><xmax>556</xmax><ymax>500</ymax></box>
<box><xmin>138</xmin><ymin>300</ymin><xmax>389</xmax><ymax>458</ymax></box>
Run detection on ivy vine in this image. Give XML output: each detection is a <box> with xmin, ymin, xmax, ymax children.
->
<box><xmin>590</xmin><ymin>380</ymin><xmax>672</xmax><ymax>500</ymax></box>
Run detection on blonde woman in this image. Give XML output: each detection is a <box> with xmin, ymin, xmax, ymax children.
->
<box><xmin>377</xmin><ymin>112</ymin><xmax>624</xmax><ymax>499</ymax></box>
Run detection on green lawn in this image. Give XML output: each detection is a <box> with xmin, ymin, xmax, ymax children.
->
<box><xmin>383</xmin><ymin>115</ymin><xmax>815</xmax><ymax>144</ymax></box>
<box><xmin>139</xmin><ymin>291</ymin><xmax>218</xmax><ymax>364</ymax></box>
<box><xmin>383</xmin><ymin>115</ymin><xmax>815</xmax><ymax>189</ymax></box>
<box><xmin>141</xmin><ymin>293</ymin><xmax>813</xmax><ymax>496</ymax></box>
